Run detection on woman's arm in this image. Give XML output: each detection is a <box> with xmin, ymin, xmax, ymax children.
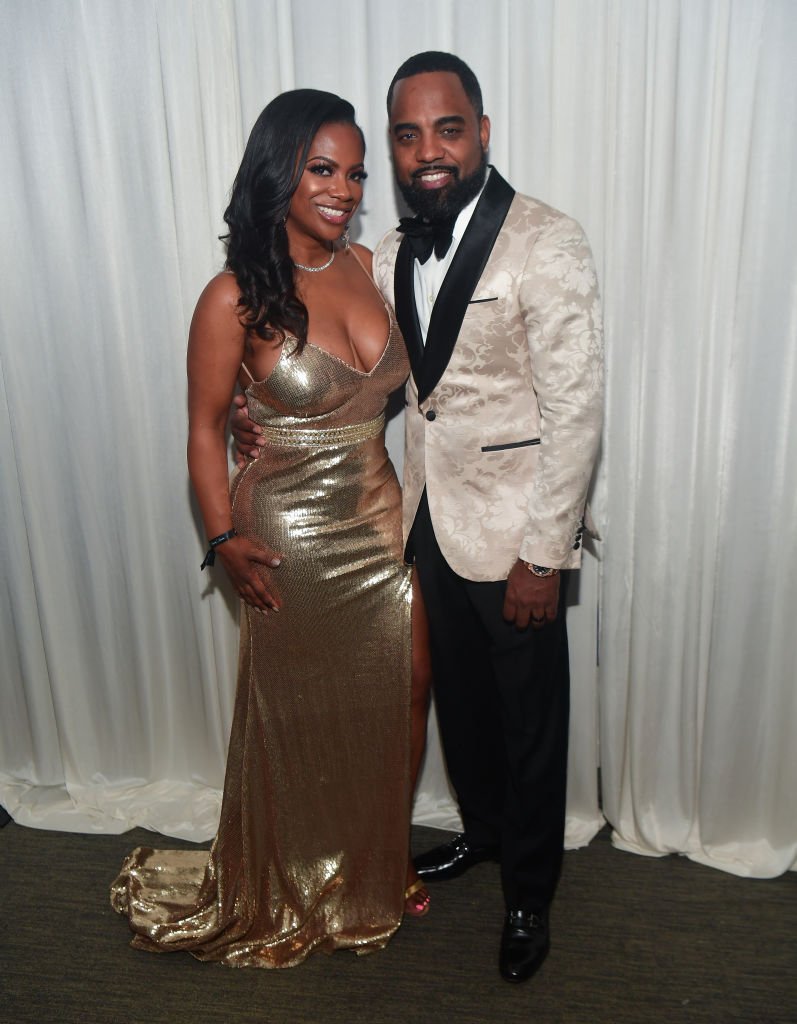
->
<box><xmin>187</xmin><ymin>274</ymin><xmax>282</xmax><ymax>611</ymax></box>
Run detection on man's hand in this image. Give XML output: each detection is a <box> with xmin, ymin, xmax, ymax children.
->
<box><xmin>230</xmin><ymin>394</ymin><xmax>264</xmax><ymax>468</ymax></box>
<box><xmin>502</xmin><ymin>560</ymin><xmax>560</xmax><ymax>630</ymax></box>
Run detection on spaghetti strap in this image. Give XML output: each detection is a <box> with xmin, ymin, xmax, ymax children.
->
<box><xmin>346</xmin><ymin>245</ymin><xmax>391</xmax><ymax>313</ymax></box>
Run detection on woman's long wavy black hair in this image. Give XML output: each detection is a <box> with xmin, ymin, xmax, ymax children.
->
<box><xmin>222</xmin><ymin>89</ymin><xmax>364</xmax><ymax>349</ymax></box>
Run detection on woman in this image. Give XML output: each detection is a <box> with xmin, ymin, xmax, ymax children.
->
<box><xmin>111</xmin><ymin>90</ymin><xmax>431</xmax><ymax>968</ymax></box>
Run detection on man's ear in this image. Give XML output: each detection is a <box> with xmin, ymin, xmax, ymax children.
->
<box><xmin>479</xmin><ymin>115</ymin><xmax>491</xmax><ymax>151</ymax></box>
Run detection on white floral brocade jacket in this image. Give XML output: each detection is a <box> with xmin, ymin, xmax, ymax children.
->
<box><xmin>373</xmin><ymin>169</ymin><xmax>604</xmax><ymax>583</ymax></box>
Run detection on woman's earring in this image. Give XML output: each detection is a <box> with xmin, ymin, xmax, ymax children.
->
<box><xmin>341</xmin><ymin>227</ymin><xmax>350</xmax><ymax>249</ymax></box>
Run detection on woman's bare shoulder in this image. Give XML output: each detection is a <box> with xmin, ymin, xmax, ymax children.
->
<box><xmin>196</xmin><ymin>270</ymin><xmax>242</xmax><ymax>310</ymax></box>
<box><xmin>348</xmin><ymin>242</ymin><xmax>374</xmax><ymax>274</ymax></box>
<box><xmin>190</xmin><ymin>271</ymin><xmax>245</xmax><ymax>343</ymax></box>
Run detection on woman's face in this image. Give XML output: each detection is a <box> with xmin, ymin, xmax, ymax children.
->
<box><xmin>286</xmin><ymin>122</ymin><xmax>366</xmax><ymax>245</ymax></box>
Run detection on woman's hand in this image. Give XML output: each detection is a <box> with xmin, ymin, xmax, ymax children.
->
<box><xmin>216</xmin><ymin>535</ymin><xmax>283</xmax><ymax>612</ymax></box>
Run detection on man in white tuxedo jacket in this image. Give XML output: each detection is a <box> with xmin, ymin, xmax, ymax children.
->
<box><xmin>373</xmin><ymin>52</ymin><xmax>603</xmax><ymax>983</ymax></box>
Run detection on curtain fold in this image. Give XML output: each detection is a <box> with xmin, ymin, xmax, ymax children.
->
<box><xmin>2</xmin><ymin>0</ymin><xmax>794</xmax><ymax>876</ymax></box>
<box><xmin>598</xmin><ymin>0</ymin><xmax>797</xmax><ymax>877</ymax></box>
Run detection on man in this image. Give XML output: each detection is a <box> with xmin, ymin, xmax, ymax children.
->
<box><xmin>374</xmin><ymin>52</ymin><xmax>603</xmax><ymax>984</ymax></box>
<box><xmin>234</xmin><ymin>52</ymin><xmax>603</xmax><ymax>982</ymax></box>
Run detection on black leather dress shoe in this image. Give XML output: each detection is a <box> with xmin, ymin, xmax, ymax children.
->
<box><xmin>499</xmin><ymin>908</ymin><xmax>550</xmax><ymax>983</ymax></box>
<box><xmin>413</xmin><ymin>833</ymin><xmax>500</xmax><ymax>881</ymax></box>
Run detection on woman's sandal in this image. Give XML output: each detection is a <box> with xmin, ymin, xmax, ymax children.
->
<box><xmin>404</xmin><ymin>878</ymin><xmax>431</xmax><ymax>918</ymax></box>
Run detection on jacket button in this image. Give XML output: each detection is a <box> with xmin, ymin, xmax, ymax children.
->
<box><xmin>425</xmin><ymin>410</ymin><xmax>436</xmax><ymax>421</ymax></box>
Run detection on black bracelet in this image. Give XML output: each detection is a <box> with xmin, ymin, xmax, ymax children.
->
<box><xmin>200</xmin><ymin>528</ymin><xmax>237</xmax><ymax>570</ymax></box>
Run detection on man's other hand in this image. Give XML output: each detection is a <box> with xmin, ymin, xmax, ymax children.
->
<box><xmin>502</xmin><ymin>561</ymin><xmax>560</xmax><ymax>630</ymax></box>
<box><xmin>230</xmin><ymin>394</ymin><xmax>264</xmax><ymax>467</ymax></box>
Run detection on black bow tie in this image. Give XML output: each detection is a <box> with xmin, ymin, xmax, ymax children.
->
<box><xmin>397</xmin><ymin>216</ymin><xmax>457</xmax><ymax>264</ymax></box>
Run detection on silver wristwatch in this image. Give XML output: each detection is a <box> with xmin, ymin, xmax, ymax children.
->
<box><xmin>521</xmin><ymin>561</ymin><xmax>559</xmax><ymax>578</ymax></box>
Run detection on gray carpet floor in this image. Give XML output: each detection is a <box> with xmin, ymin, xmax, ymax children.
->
<box><xmin>1</xmin><ymin>821</ymin><xmax>795</xmax><ymax>1024</ymax></box>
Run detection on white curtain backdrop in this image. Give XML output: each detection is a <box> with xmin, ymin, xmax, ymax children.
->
<box><xmin>1</xmin><ymin>0</ymin><xmax>794</xmax><ymax>877</ymax></box>
<box><xmin>596</xmin><ymin>0</ymin><xmax>797</xmax><ymax>877</ymax></box>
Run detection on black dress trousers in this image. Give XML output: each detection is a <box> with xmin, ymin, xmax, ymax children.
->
<box><xmin>410</xmin><ymin>489</ymin><xmax>570</xmax><ymax>912</ymax></box>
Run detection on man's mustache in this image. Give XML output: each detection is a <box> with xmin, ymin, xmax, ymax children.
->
<box><xmin>410</xmin><ymin>165</ymin><xmax>459</xmax><ymax>182</ymax></box>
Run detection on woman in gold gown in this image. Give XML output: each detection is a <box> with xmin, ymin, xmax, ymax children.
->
<box><xmin>111</xmin><ymin>90</ymin><xmax>431</xmax><ymax>968</ymax></box>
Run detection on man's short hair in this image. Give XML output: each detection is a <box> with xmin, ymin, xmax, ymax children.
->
<box><xmin>386</xmin><ymin>51</ymin><xmax>484</xmax><ymax>119</ymax></box>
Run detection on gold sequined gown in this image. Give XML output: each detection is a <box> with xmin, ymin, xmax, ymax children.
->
<box><xmin>111</xmin><ymin>302</ymin><xmax>412</xmax><ymax>968</ymax></box>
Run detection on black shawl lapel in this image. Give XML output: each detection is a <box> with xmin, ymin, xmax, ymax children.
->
<box><xmin>393</xmin><ymin>236</ymin><xmax>425</xmax><ymax>385</ymax></box>
<box><xmin>418</xmin><ymin>168</ymin><xmax>515</xmax><ymax>403</ymax></box>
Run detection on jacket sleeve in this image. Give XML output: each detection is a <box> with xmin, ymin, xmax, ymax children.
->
<box><xmin>517</xmin><ymin>213</ymin><xmax>604</xmax><ymax>568</ymax></box>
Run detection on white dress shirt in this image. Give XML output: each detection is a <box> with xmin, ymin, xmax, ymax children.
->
<box><xmin>413</xmin><ymin>171</ymin><xmax>489</xmax><ymax>342</ymax></box>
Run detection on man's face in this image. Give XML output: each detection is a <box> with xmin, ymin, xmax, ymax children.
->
<box><xmin>389</xmin><ymin>70</ymin><xmax>490</xmax><ymax>222</ymax></box>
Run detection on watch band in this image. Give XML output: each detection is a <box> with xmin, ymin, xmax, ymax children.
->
<box><xmin>521</xmin><ymin>561</ymin><xmax>559</xmax><ymax>578</ymax></box>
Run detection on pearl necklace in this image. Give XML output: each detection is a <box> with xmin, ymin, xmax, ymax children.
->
<box><xmin>292</xmin><ymin>250</ymin><xmax>335</xmax><ymax>273</ymax></box>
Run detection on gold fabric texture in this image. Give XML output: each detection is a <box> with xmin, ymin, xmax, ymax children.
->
<box><xmin>111</xmin><ymin>315</ymin><xmax>413</xmax><ymax>968</ymax></box>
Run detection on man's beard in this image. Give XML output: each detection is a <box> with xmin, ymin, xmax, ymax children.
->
<box><xmin>398</xmin><ymin>150</ymin><xmax>488</xmax><ymax>222</ymax></box>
